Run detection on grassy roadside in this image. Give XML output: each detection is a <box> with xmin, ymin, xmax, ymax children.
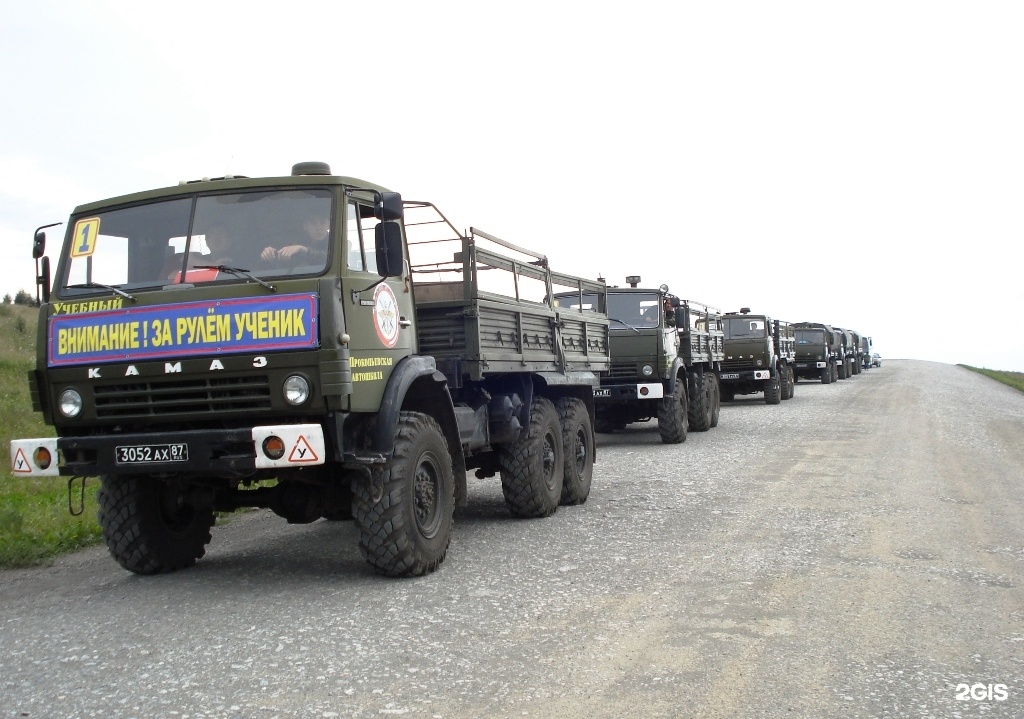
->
<box><xmin>0</xmin><ymin>304</ymin><xmax>105</xmax><ymax>568</ymax></box>
<box><xmin>959</xmin><ymin>365</ymin><xmax>1024</xmax><ymax>393</ymax></box>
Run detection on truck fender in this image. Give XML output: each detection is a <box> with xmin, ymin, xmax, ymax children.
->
<box><xmin>371</xmin><ymin>355</ymin><xmax>468</xmax><ymax>504</ymax></box>
<box><xmin>667</xmin><ymin>357</ymin><xmax>688</xmax><ymax>394</ymax></box>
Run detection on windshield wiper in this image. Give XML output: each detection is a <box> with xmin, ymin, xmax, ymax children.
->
<box><xmin>194</xmin><ymin>265</ymin><xmax>276</xmax><ymax>292</ymax></box>
<box><xmin>609</xmin><ymin>318</ymin><xmax>641</xmax><ymax>334</ymax></box>
<box><xmin>65</xmin><ymin>282</ymin><xmax>136</xmax><ymax>302</ymax></box>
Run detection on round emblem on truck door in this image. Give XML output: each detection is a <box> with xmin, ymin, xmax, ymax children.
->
<box><xmin>373</xmin><ymin>283</ymin><xmax>400</xmax><ymax>348</ymax></box>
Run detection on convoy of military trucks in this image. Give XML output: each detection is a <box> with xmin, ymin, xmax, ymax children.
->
<box><xmin>8</xmin><ymin>163</ymin><xmax>879</xmax><ymax>577</ymax></box>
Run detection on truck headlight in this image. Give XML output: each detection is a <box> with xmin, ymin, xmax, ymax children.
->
<box><xmin>59</xmin><ymin>389</ymin><xmax>83</xmax><ymax>418</ymax></box>
<box><xmin>641</xmin><ymin>364</ymin><xmax>654</xmax><ymax>377</ymax></box>
<box><xmin>755</xmin><ymin>359</ymin><xmax>764</xmax><ymax>367</ymax></box>
<box><xmin>283</xmin><ymin>375</ymin><xmax>310</xmax><ymax>405</ymax></box>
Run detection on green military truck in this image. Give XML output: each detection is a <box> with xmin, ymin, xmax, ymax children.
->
<box><xmin>554</xmin><ymin>278</ymin><xmax>723</xmax><ymax>443</ymax></box>
<box><xmin>793</xmin><ymin>322</ymin><xmax>840</xmax><ymax>383</ymax></box>
<box><xmin>832</xmin><ymin>327</ymin><xmax>857</xmax><ymax>379</ymax></box>
<box><xmin>847</xmin><ymin>329</ymin><xmax>863</xmax><ymax>375</ymax></box>
<box><xmin>10</xmin><ymin>162</ymin><xmax>611</xmax><ymax>578</ymax></box>
<box><xmin>720</xmin><ymin>309</ymin><xmax>795</xmax><ymax>404</ymax></box>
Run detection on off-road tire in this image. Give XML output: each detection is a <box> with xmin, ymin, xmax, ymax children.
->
<box><xmin>353</xmin><ymin>411</ymin><xmax>455</xmax><ymax>577</ymax></box>
<box><xmin>831</xmin><ymin>362</ymin><xmax>839</xmax><ymax>383</ymax></box>
<box><xmin>658</xmin><ymin>378</ymin><xmax>688</xmax><ymax>444</ymax></box>
<box><xmin>781</xmin><ymin>365</ymin><xmax>794</xmax><ymax>400</ymax></box>
<box><xmin>556</xmin><ymin>397</ymin><xmax>593</xmax><ymax>505</ymax></box>
<box><xmin>764</xmin><ymin>370</ymin><xmax>782</xmax><ymax>405</ymax></box>
<box><xmin>499</xmin><ymin>397</ymin><xmax>564</xmax><ymax>518</ymax></box>
<box><xmin>709</xmin><ymin>373</ymin><xmax>721</xmax><ymax>428</ymax></box>
<box><xmin>688</xmin><ymin>370</ymin><xmax>714</xmax><ymax>432</ymax></box>
<box><xmin>97</xmin><ymin>475</ymin><xmax>215</xmax><ymax>575</ymax></box>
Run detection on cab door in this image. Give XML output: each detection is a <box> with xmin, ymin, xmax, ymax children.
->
<box><xmin>343</xmin><ymin>198</ymin><xmax>416</xmax><ymax>411</ymax></box>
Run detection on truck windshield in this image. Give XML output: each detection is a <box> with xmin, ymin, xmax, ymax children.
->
<box><xmin>607</xmin><ymin>293</ymin><xmax>660</xmax><ymax>328</ymax></box>
<box><xmin>795</xmin><ymin>329</ymin><xmax>825</xmax><ymax>344</ymax></box>
<box><xmin>59</xmin><ymin>189</ymin><xmax>332</xmax><ymax>294</ymax></box>
<box><xmin>724</xmin><ymin>317</ymin><xmax>765</xmax><ymax>338</ymax></box>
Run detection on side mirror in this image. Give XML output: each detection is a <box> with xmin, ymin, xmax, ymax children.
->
<box><xmin>375</xmin><ymin>192</ymin><xmax>403</xmax><ymax>222</ymax></box>
<box><xmin>37</xmin><ymin>255</ymin><xmax>51</xmax><ymax>304</ymax></box>
<box><xmin>374</xmin><ymin>222</ymin><xmax>404</xmax><ymax>278</ymax></box>
<box><xmin>32</xmin><ymin>230</ymin><xmax>46</xmax><ymax>260</ymax></box>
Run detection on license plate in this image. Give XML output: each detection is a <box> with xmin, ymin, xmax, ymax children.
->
<box><xmin>115</xmin><ymin>443</ymin><xmax>189</xmax><ymax>465</ymax></box>
<box><xmin>720</xmin><ymin>373</ymin><xmax>740</xmax><ymax>380</ymax></box>
<box><xmin>594</xmin><ymin>389</ymin><xmax>611</xmax><ymax>398</ymax></box>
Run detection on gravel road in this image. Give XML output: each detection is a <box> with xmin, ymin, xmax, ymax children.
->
<box><xmin>2</xmin><ymin>359</ymin><xmax>1022</xmax><ymax>719</ymax></box>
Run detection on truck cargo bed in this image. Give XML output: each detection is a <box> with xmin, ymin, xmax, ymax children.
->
<box><xmin>406</xmin><ymin>204</ymin><xmax>609</xmax><ymax>382</ymax></box>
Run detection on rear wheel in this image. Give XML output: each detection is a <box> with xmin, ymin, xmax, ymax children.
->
<box><xmin>687</xmin><ymin>370</ymin><xmax>714</xmax><ymax>432</ymax></box>
<box><xmin>556</xmin><ymin>397</ymin><xmax>593</xmax><ymax>505</ymax></box>
<box><xmin>783</xmin><ymin>365</ymin><xmax>795</xmax><ymax>400</ymax></box>
<box><xmin>709</xmin><ymin>373</ymin><xmax>721</xmax><ymax>428</ymax></box>
<box><xmin>97</xmin><ymin>475</ymin><xmax>215</xmax><ymax>575</ymax></box>
<box><xmin>658</xmin><ymin>378</ymin><xmax>688</xmax><ymax>444</ymax></box>
<box><xmin>500</xmin><ymin>397</ymin><xmax>564</xmax><ymax>518</ymax></box>
<box><xmin>353</xmin><ymin>411</ymin><xmax>455</xmax><ymax>577</ymax></box>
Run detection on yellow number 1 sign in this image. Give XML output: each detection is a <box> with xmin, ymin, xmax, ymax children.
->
<box><xmin>70</xmin><ymin>217</ymin><xmax>100</xmax><ymax>258</ymax></box>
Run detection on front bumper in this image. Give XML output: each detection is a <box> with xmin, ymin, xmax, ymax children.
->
<box><xmin>719</xmin><ymin>369</ymin><xmax>771</xmax><ymax>382</ymax></box>
<box><xmin>10</xmin><ymin>424</ymin><xmax>326</xmax><ymax>477</ymax></box>
<box><xmin>594</xmin><ymin>382</ymin><xmax>665</xmax><ymax>403</ymax></box>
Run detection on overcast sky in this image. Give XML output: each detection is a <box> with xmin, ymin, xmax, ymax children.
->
<box><xmin>2</xmin><ymin>1</ymin><xmax>1022</xmax><ymax>369</ymax></box>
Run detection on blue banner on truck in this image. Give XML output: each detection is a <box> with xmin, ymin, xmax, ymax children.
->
<box><xmin>48</xmin><ymin>293</ymin><xmax>318</xmax><ymax>367</ymax></box>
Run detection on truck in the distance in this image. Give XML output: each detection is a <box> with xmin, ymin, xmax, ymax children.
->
<box><xmin>793</xmin><ymin>322</ymin><xmax>840</xmax><ymax>383</ymax></box>
<box><xmin>719</xmin><ymin>308</ymin><xmax>795</xmax><ymax>404</ymax></box>
<box><xmin>11</xmin><ymin>162</ymin><xmax>611</xmax><ymax>578</ymax></box>
<box><xmin>860</xmin><ymin>335</ymin><xmax>873</xmax><ymax>370</ymax></box>
<box><xmin>554</xmin><ymin>277</ymin><xmax>723</xmax><ymax>443</ymax></box>
<box><xmin>832</xmin><ymin>327</ymin><xmax>857</xmax><ymax>379</ymax></box>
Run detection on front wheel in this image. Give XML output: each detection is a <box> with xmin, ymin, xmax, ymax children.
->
<box><xmin>97</xmin><ymin>475</ymin><xmax>215</xmax><ymax>575</ymax></box>
<box><xmin>556</xmin><ymin>397</ymin><xmax>593</xmax><ymax>505</ymax></box>
<box><xmin>353</xmin><ymin>411</ymin><xmax>455</xmax><ymax>577</ymax></box>
<box><xmin>764</xmin><ymin>370</ymin><xmax>782</xmax><ymax>405</ymax></box>
<box><xmin>500</xmin><ymin>396</ymin><xmax>564</xmax><ymax>518</ymax></box>
<box><xmin>658</xmin><ymin>378</ymin><xmax>688</xmax><ymax>444</ymax></box>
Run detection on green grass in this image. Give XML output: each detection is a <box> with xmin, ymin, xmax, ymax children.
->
<box><xmin>0</xmin><ymin>304</ymin><xmax>104</xmax><ymax>568</ymax></box>
<box><xmin>959</xmin><ymin>365</ymin><xmax>1024</xmax><ymax>393</ymax></box>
